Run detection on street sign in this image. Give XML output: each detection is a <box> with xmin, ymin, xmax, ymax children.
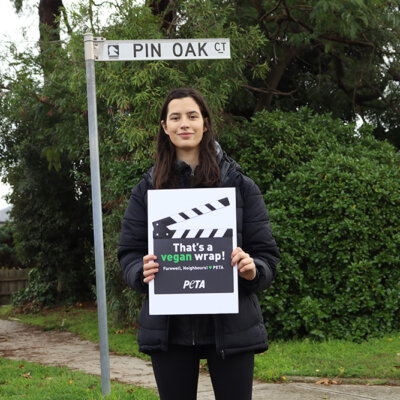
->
<box><xmin>94</xmin><ymin>38</ymin><xmax>230</xmax><ymax>61</ymax></box>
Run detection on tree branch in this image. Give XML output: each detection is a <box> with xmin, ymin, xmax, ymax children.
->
<box><xmin>61</xmin><ymin>6</ymin><xmax>72</xmax><ymax>36</ymax></box>
<box><xmin>282</xmin><ymin>0</ymin><xmax>314</xmax><ymax>33</ymax></box>
<box><xmin>252</xmin><ymin>0</ymin><xmax>265</xmax><ymax>17</ymax></box>
<box><xmin>34</xmin><ymin>94</ymin><xmax>87</xmax><ymax>116</ymax></box>
<box><xmin>388</xmin><ymin>68</ymin><xmax>400</xmax><ymax>82</ymax></box>
<box><xmin>241</xmin><ymin>84</ymin><xmax>297</xmax><ymax>97</ymax></box>
<box><xmin>258</xmin><ymin>0</ymin><xmax>282</xmax><ymax>22</ymax></box>
<box><xmin>318</xmin><ymin>34</ymin><xmax>375</xmax><ymax>49</ymax></box>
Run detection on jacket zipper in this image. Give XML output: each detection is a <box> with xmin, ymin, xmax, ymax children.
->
<box><xmin>192</xmin><ymin>317</ymin><xmax>196</xmax><ymax>345</ymax></box>
<box><xmin>213</xmin><ymin>315</ymin><xmax>225</xmax><ymax>359</ymax></box>
<box><xmin>166</xmin><ymin>316</ymin><xmax>170</xmax><ymax>347</ymax></box>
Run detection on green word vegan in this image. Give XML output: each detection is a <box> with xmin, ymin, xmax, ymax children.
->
<box><xmin>161</xmin><ymin>253</ymin><xmax>192</xmax><ymax>263</ymax></box>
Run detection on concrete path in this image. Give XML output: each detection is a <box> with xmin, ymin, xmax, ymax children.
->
<box><xmin>0</xmin><ymin>319</ymin><xmax>399</xmax><ymax>399</ymax></box>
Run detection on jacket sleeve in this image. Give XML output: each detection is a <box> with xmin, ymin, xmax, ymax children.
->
<box><xmin>117</xmin><ymin>179</ymin><xmax>149</xmax><ymax>294</ymax></box>
<box><xmin>239</xmin><ymin>175</ymin><xmax>280</xmax><ymax>292</ymax></box>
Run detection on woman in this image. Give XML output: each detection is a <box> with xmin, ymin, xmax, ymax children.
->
<box><xmin>118</xmin><ymin>88</ymin><xmax>280</xmax><ymax>399</ymax></box>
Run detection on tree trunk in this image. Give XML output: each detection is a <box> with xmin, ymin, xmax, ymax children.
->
<box><xmin>256</xmin><ymin>46</ymin><xmax>299</xmax><ymax>111</ymax></box>
<box><xmin>39</xmin><ymin>0</ymin><xmax>63</xmax><ymax>54</ymax></box>
<box><xmin>147</xmin><ymin>0</ymin><xmax>176</xmax><ymax>35</ymax></box>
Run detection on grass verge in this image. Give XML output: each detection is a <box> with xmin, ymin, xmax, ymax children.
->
<box><xmin>1</xmin><ymin>304</ymin><xmax>400</xmax><ymax>384</ymax></box>
<box><xmin>254</xmin><ymin>336</ymin><xmax>400</xmax><ymax>383</ymax></box>
<box><xmin>0</xmin><ymin>357</ymin><xmax>158</xmax><ymax>400</ymax></box>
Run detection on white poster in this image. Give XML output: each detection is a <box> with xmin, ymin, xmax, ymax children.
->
<box><xmin>148</xmin><ymin>188</ymin><xmax>238</xmax><ymax>315</ymax></box>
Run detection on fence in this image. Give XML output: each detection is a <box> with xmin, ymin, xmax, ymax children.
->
<box><xmin>0</xmin><ymin>268</ymin><xmax>30</xmax><ymax>305</ymax></box>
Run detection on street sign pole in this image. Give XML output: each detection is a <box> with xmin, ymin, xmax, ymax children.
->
<box><xmin>84</xmin><ymin>32</ymin><xmax>111</xmax><ymax>397</ymax></box>
<box><xmin>83</xmin><ymin>32</ymin><xmax>230</xmax><ymax>397</ymax></box>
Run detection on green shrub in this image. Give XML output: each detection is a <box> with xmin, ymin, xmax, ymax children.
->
<box><xmin>220</xmin><ymin>107</ymin><xmax>361</xmax><ymax>193</ymax></box>
<box><xmin>12</xmin><ymin>268</ymin><xmax>57</xmax><ymax>311</ymax></box>
<box><xmin>0</xmin><ymin>222</ymin><xmax>19</xmax><ymax>268</ymax></box>
<box><xmin>220</xmin><ymin>108</ymin><xmax>400</xmax><ymax>340</ymax></box>
<box><xmin>262</xmin><ymin>145</ymin><xmax>400</xmax><ymax>341</ymax></box>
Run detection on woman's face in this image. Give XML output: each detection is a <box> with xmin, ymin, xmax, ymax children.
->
<box><xmin>161</xmin><ymin>97</ymin><xmax>206</xmax><ymax>155</ymax></box>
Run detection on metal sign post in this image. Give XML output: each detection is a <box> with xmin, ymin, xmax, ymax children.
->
<box><xmin>83</xmin><ymin>32</ymin><xmax>230</xmax><ymax>397</ymax></box>
<box><xmin>84</xmin><ymin>33</ymin><xmax>111</xmax><ymax>397</ymax></box>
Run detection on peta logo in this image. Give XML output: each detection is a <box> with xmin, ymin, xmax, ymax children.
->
<box><xmin>183</xmin><ymin>280</ymin><xmax>205</xmax><ymax>289</ymax></box>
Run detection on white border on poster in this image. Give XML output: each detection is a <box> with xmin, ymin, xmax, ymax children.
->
<box><xmin>148</xmin><ymin>187</ymin><xmax>238</xmax><ymax>315</ymax></box>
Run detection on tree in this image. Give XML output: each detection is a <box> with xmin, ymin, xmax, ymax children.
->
<box><xmin>148</xmin><ymin>0</ymin><xmax>400</xmax><ymax>146</ymax></box>
<box><xmin>3</xmin><ymin>0</ymin><xmax>94</xmax><ymax>305</ymax></box>
<box><xmin>11</xmin><ymin>0</ymin><xmax>65</xmax><ymax>53</ymax></box>
<box><xmin>233</xmin><ymin>0</ymin><xmax>400</xmax><ymax>146</ymax></box>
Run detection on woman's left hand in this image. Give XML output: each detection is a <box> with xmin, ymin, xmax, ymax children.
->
<box><xmin>231</xmin><ymin>247</ymin><xmax>257</xmax><ymax>281</ymax></box>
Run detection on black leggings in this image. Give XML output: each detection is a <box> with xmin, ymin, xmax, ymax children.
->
<box><xmin>150</xmin><ymin>345</ymin><xmax>254</xmax><ymax>400</ymax></box>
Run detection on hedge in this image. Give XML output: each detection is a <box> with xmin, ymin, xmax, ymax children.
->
<box><xmin>219</xmin><ymin>109</ymin><xmax>400</xmax><ymax>340</ymax></box>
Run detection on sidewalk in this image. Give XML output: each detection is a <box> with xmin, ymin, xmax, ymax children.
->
<box><xmin>0</xmin><ymin>319</ymin><xmax>399</xmax><ymax>399</ymax></box>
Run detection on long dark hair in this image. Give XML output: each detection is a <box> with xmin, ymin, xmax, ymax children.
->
<box><xmin>153</xmin><ymin>88</ymin><xmax>221</xmax><ymax>189</ymax></box>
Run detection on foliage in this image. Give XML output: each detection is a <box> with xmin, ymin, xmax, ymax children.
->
<box><xmin>0</xmin><ymin>0</ymin><xmax>95</xmax><ymax>306</ymax></box>
<box><xmin>0</xmin><ymin>86</ymin><xmax>94</xmax><ymax>305</ymax></box>
<box><xmin>220</xmin><ymin>107</ymin><xmax>360</xmax><ymax>193</ymax></box>
<box><xmin>0</xmin><ymin>0</ymin><xmax>269</xmax><ymax>318</ymax></box>
<box><xmin>229</xmin><ymin>0</ymin><xmax>400</xmax><ymax>147</ymax></box>
<box><xmin>2</xmin><ymin>0</ymin><xmax>400</xmax><ymax>341</ymax></box>
<box><xmin>0</xmin><ymin>222</ymin><xmax>19</xmax><ymax>268</ymax></box>
<box><xmin>12</xmin><ymin>268</ymin><xmax>58</xmax><ymax>311</ymax></box>
<box><xmin>266</xmin><ymin>138</ymin><xmax>399</xmax><ymax>340</ymax></box>
<box><xmin>222</xmin><ymin>109</ymin><xmax>400</xmax><ymax>341</ymax></box>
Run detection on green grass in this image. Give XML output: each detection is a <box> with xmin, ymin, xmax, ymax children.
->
<box><xmin>255</xmin><ymin>336</ymin><xmax>400</xmax><ymax>383</ymax></box>
<box><xmin>1</xmin><ymin>304</ymin><xmax>400</xmax><ymax>384</ymax></box>
<box><xmin>0</xmin><ymin>357</ymin><xmax>158</xmax><ymax>400</ymax></box>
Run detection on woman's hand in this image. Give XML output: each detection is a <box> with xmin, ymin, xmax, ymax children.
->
<box><xmin>143</xmin><ymin>254</ymin><xmax>159</xmax><ymax>284</ymax></box>
<box><xmin>231</xmin><ymin>247</ymin><xmax>257</xmax><ymax>281</ymax></box>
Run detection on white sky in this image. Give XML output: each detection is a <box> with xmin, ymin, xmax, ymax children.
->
<box><xmin>0</xmin><ymin>0</ymin><xmax>83</xmax><ymax>209</ymax></box>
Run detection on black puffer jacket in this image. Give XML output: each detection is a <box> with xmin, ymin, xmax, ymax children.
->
<box><xmin>118</xmin><ymin>143</ymin><xmax>280</xmax><ymax>357</ymax></box>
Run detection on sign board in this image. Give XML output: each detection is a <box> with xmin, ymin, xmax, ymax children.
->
<box><xmin>94</xmin><ymin>38</ymin><xmax>230</xmax><ymax>61</ymax></box>
<box><xmin>148</xmin><ymin>187</ymin><xmax>238</xmax><ymax>315</ymax></box>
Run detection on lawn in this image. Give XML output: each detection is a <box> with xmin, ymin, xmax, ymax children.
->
<box><xmin>0</xmin><ymin>357</ymin><xmax>158</xmax><ymax>400</ymax></box>
<box><xmin>1</xmin><ymin>304</ymin><xmax>400</xmax><ymax>384</ymax></box>
<box><xmin>254</xmin><ymin>336</ymin><xmax>400</xmax><ymax>383</ymax></box>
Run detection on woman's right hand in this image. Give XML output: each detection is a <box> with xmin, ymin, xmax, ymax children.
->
<box><xmin>143</xmin><ymin>254</ymin><xmax>159</xmax><ymax>284</ymax></box>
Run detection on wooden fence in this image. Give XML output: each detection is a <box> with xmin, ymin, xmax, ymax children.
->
<box><xmin>0</xmin><ymin>268</ymin><xmax>30</xmax><ymax>305</ymax></box>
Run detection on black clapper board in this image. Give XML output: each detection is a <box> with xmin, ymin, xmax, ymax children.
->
<box><xmin>152</xmin><ymin>197</ymin><xmax>234</xmax><ymax>294</ymax></box>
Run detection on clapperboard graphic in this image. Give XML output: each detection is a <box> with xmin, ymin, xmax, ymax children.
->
<box><xmin>148</xmin><ymin>188</ymin><xmax>237</xmax><ymax>298</ymax></box>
